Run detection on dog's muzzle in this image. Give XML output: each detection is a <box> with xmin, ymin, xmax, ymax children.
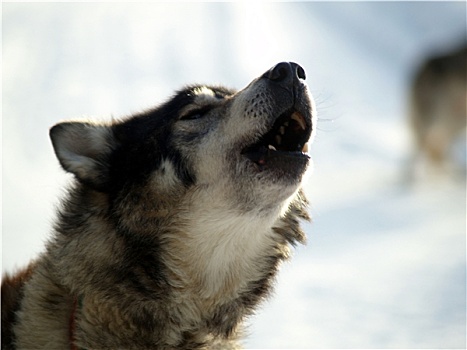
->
<box><xmin>241</xmin><ymin>62</ymin><xmax>314</xmax><ymax>178</ymax></box>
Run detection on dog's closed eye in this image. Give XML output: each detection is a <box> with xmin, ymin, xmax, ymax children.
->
<box><xmin>179</xmin><ymin>106</ymin><xmax>212</xmax><ymax>121</ymax></box>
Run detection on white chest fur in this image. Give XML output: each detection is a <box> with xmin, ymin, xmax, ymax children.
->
<box><xmin>170</xmin><ymin>190</ymin><xmax>289</xmax><ymax>301</ymax></box>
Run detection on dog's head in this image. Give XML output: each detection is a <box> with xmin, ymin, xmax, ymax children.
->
<box><xmin>51</xmin><ymin>62</ymin><xmax>316</xmax><ymax>212</ymax></box>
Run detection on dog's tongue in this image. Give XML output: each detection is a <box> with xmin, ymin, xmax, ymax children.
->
<box><xmin>245</xmin><ymin>146</ymin><xmax>268</xmax><ymax>165</ymax></box>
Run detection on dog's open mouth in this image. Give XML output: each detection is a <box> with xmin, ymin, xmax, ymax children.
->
<box><xmin>241</xmin><ymin>109</ymin><xmax>311</xmax><ymax>168</ymax></box>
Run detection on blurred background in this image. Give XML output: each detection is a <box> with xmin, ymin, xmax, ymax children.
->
<box><xmin>2</xmin><ymin>2</ymin><xmax>466</xmax><ymax>348</ymax></box>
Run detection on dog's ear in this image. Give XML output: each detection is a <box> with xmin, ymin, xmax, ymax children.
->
<box><xmin>50</xmin><ymin>121</ymin><xmax>116</xmax><ymax>190</ymax></box>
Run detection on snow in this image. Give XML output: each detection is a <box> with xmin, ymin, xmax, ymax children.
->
<box><xmin>2</xmin><ymin>2</ymin><xmax>466</xmax><ymax>349</ymax></box>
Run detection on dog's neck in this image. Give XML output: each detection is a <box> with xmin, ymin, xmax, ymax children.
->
<box><xmin>165</xmin><ymin>188</ymin><xmax>290</xmax><ymax>302</ymax></box>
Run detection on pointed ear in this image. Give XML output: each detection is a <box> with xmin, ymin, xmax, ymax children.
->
<box><xmin>50</xmin><ymin>121</ymin><xmax>117</xmax><ymax>190</ymax></box>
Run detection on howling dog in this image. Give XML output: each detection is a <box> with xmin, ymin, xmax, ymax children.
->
<box><xmin>2</xmin><ymin>62</ymin><xmax>317</xmax><ymax>349</ymax></box>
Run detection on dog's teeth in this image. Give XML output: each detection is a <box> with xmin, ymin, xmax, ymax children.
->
<box><xmin>291</xmin><ymin>112</ymin><xmax>306</xmax><ymax>131</ymax></box>
<box><xmin>275</xmin><ymin>135</ymin><xmax>282</xmax><ymax>145</ymax></box>
<box><xmin>279</xmin><ymin>126</ymin><xmax>285</xmax><ymax>135</ymax></box>
<box><xmin>302</xmin><ymin>142</ymin><xmax>309</xmax><ymax>153</ymax></box>
<box><xmin>268</xmin><ymin>145</ymin><xmax>277</xmax><ymax>151</ymax></box>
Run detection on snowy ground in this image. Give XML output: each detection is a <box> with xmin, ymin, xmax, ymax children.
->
<box><xmin>2</xmin><ymin>2</ymin><xmax>466</xmax><ymax>349</ymax></box>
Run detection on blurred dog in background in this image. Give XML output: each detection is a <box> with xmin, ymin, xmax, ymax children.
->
<box><xmin>407</xmin><ymin>44</ymin><xmax>466</xmax><ymax>180</ymax></box>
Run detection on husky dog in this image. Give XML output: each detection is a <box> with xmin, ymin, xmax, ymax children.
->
<box><xmin>407</xmin><ymin>45</ymin><xmax>467</xmax><ymax>179</ymax></box>
<box><xmin>2</xmin><ymin>62</ymin><xmax>316</xmax><ymax>349</ymax></box>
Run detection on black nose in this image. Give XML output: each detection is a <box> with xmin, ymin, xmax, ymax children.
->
<box><xmin>264</xmin><ymin>62</ymin><xmax>306</xmax><ymax>83</ymax></box>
